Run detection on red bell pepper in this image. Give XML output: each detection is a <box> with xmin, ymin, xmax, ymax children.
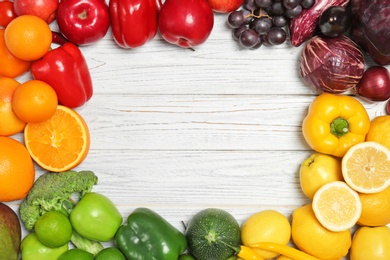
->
<box><xmin>109</xmin><ymin>0</ymin><xmax>162</xmax><ymax>48</ymax></box>
<box><xmin>31</xmin><ymin>42</ymin><xmax>93</xmax><ymax>108</ymax></box>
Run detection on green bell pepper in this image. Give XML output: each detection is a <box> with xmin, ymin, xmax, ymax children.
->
<box><xmin>115</xmin><ymin>207</ymin><xmax>187</xmax><ymax>260</ymax></box>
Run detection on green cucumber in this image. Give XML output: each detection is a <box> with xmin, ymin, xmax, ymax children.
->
<box><xmin>185</xmin><ymin>208</ymin><xmax>241</xmax><ymax>260</ymax></box>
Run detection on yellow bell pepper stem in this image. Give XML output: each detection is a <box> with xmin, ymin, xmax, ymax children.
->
<box><xmin>237</xmin><ymin>245</ymin><xmax>265</xmax><ymax>260</ymax></box>
<box><xmin>250</xmin><ymin>242</ymin><xmax>322</xmax><ymax>260</ymax></box>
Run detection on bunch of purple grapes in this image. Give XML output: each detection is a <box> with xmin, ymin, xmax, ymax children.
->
<box><xmin>228</xmin><ymin>0</ymin><xmax>315</xmax><ymax>49</ymax></box>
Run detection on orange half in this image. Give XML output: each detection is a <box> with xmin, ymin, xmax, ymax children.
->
<box><xmin>24</xmin><ymin>105</ymin><xmax>90</xmax><ymax>172</ymax></box>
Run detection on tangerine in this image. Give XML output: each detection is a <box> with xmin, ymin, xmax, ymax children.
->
<box><xmin>4</xmin><ymin>15</ymin><xmax>52</xmax><ymax>61</ymax></box>
<box><xmin>0</xmin><ymin>136</ymin><xmax>35</xmax><ymax>202</ymax></box>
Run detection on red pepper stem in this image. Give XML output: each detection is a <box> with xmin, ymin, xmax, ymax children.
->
<box><xmin>330</xmin><ymin>117</ymin><xmax>349</xmax><ymax>138</ymax></box>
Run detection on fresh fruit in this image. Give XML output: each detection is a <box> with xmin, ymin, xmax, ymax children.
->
<box><xmin>70</xmin><ymin>192</ymin><xmax>122</xmax><ymax>242</ymax></box>
<box><xmin>0</xmin><ymin>77</ymin><xmax>26</xmax><ymax>136</ymax></box>
<box><xmin>0</xmin><ymin>203</ymin><xmax>21</xmax><ymax>260</ymax></box>
<box><xmin>57</xmin><ymin>248</ymin><xmax>94</xmax><ymax>260</ymax></box>
<box><xmin>366</xmin><ymin>115</ymin><xmax>390</xmax><ymax>151</ymax></box>
<box><xmin>0</xmin><ymin>136</ymin><xmax>35</xmax><ymax>202</ymax></box>
<box><xmin>12</xmin><ymin>79</ymin><xmax>58</xmax><ymax>123</ymax></box>
<box><xmin>94</xmin><ymin>247</ymin><xmax>126</xmax><ymax>260</ymax></box>
<box><xmin>207</xmin><ymin>0</ymin><xmax>243</xmax><ymax>13</ymax></box>
<box><xmin>0</xmin><ymin>29</ymin><xmax>31</xmax><ymax>78</ymax></box>
<box><xmin>20</xmin><ymin>232</ymin><xmax>68</xmax><ymax>260</ymax></box>
<box><xmin>291</xmin><ymin>204</ymin><xmax>351</xmax><ymax>260</ymax></box>
<box><xmin>186</xmin><ymin>208</ymin><xmax>241</xmax><ymax>260</ymax></box>
<box><xmin>341</xmin><ymin>141</ymin><xmax>390</xmax><ymax>193</ymax></box>
<box><xmin>241</xmin><ymin>210</ymin><xmax>291</xmax><ymax>259</ymax></box>
<box><xmin>34</xmin><ymin>211</ymin><xmax>72</xmax><ymax>248</ymax></box>
<box><xmin>358</xmin><ymin>185</ymin><xmax>390</xmax><ymax>226</ymax></box>
<box><xmin>0</xmin><ymin>0</ymin><xmax>17</xmax><ymax>28</ymax></box>
<box><xmin>13</xmin><ymin>0</ymin><xmax>59</xmax><ymax>24</ymax></box>
<box><xmin>24</xmin><ymin>105</ymin><xmax>90</xmax><ymax>172</ymax></box>
<box><xmin>158</xmin><ymin>0</ymin><xmax>214</xmax><ymax>48</ymax></box>
<box><xmin>312</xmin><ymin>181</ymin><xmax>362</xmax><ymax>232</ymax></box>
<box><xmin>318</xmin><ymin>6</ymin><xmax>351</xmax><ymax>38</ymax></box>
<box><xmin>299</xmin><ymin>153</ymin><xmax>343</xmax><ymax>199</ymax></box>
<box><xmin>227</xmin><ymin>0</ymin><xmax>315</xmax><ymax>49</ymax></box>
<box><xmin>4</xmin><ymin>15</ymin><xmax>52</xmax><ymax>61</ymax></box>
<box><xmin>56</xmin><ymin>0</ymin><xmax>110</xmax><ymax>45</ymax></box>
<box><xmin>350</xmin><ymin>226</ymin><xmax>390</xmax><ymax>260</ymax></box>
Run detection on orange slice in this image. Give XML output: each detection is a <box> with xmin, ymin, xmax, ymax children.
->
<box><xmin>24</xmin><ymin>105</ymin><xmax>90</xmax><ymax>172</ymax></box>
<box><xmin>312</xmin><ymin>181</ymin><xmax>362</xmax><ymax>232</ymax></box>
<box><xmin>341</xmin><ymin>141</ymin><xmax>390</xmax><ymax>194</ymax></box>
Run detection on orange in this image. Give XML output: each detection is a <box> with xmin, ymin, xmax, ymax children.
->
<box><xmin>0</xmin><ymin>29</ymin><xmax>31</xmax><ymax>78</ymax></box>
<box><xmin>24</xmin><ymin>105</ymin><xmax>90</xmax><ymax>172</ymax></box>
<box><xmin>366</xmin><ymin>115</ymin><xmax>390</xmax><ymax>151</ymax></box>
<box><xmin>12</xmin><ymin>79</ymin><xmax>58</xmax><ymax>123</ymax></box>
<box><xmin>312</xmin><ymin>181</ymin><xmax>362</xmax><ymax>232</ymax></box>
<box><xmin>4</xmin><ymin>15</ymin><xmax>52</xmax><ymax>61</ymax></box>
<box><xmin>0</xmin><ymin>136</ymin><xmax>35</xmax><ymax>202</ymax></box>
<box><xmin>342</xmin><ymin>141</ymin><xmax>390</xmax><ymax>194</ymax></box>
<box><xmin>0</xmin><ymin>77</ymin><xmax>26</xmax><ymax>136</ymax></box>
<box><xmin>357</xmin><ymin>185</ymin><xmax>390</xmax><ymax>226</ymax></box>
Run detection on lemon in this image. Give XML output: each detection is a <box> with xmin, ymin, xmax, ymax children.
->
<box><xmin>291</xmin><ymin>204</ymin><xmax>351</xmax><ymax>260</ymax></box>
<box><xmin>299</xmin><ymin>153</ymin><xmax>343</xmax><ymax>199</ymax></box>
<box><xmin>241</xmin><ymin>210</ymin><xmax>291</xmax><ymax>259</ymax></box>
<box><xmin>350</xmin><ymin>226</ymin><xmax>390</xmax><ymax>260</ymax></box>
<box><xmin>366</xmin><ymin>115</ymin><xmax>390</xmax><ymax>151</ymax></box>
<box><xmin>358</xmin><ymin>185</ymin><xmax>390</xmax><ymax>226</ymax></box>
<box><xmin>34</xmin><ymin>211</ymin><xmax>72</xmax><ymax>248</ymax></box>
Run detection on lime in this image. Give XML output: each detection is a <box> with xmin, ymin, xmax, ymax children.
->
<box><xmin>34</xmin><ymin>211</ymin><xmax>72</xmax><ymax>248</ymax></box>
<box><xmin>57</xmin><ymin>248</ymin><xmax>94</xmax><ymax>260</ymax></box>
<box><xmin>94</xmin><ymin>247</ymin><xmax>126</xmax><ymax>260</ymax></box>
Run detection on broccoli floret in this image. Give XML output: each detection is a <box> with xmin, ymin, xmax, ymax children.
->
<box><xmin>19</xmin><ymin>170</ymin><xmax>98</xmax><ymax>231</ymax></box>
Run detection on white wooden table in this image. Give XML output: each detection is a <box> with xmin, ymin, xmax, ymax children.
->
<box><xmin>9</xmin><ymin>9</ymin><xmax>389</xmax><ymax>256</ymax></box>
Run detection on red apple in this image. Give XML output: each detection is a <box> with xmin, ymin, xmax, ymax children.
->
<box><xmin>207</xmin><ymin>0</ymin><xmax>243</xmax><ymax>13</ymax></box>
<box><xmin>13</xmin><ymin>0</ymin><xmax>58</xmax><ymax>24</ymax></box>
<box><xmin>158</xmin><ymin>0</ymin><xmax>214</xmax><ymax>48</ymax></box>
<box><xmin>56</xmin><ymin>0</ymin><xmax>110</xmax><ymax>46</ymax></box>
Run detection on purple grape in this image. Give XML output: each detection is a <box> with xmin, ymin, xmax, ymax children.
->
<box><xmin>243</xmin><ymin>0</ymin><xmax>258</xmax><ymax>11</ymax></box>
<box><xmin>233</xmin><ymin>26</ymin><xmax>248</xmax><ymax>41</ymax></box>
<box><xmin>239</xmin><ymin>29</ymin><xmax>260</xmax><ymax>48</ymax></box>
<box><xmin>269</xmin><ymin>2</ymin><xmax>284</xmax><ymax>15</ymax></box>
<box><xmin>285</xmin><ymin>4</ymin><xmax>302</xmax><ymax>18</ymax></box>
<box><xmin>228</xmin><ymin>10</ymin><xmax>246</xmax><ymax>28</ymax></box>
<box><xmin>255</xmin><ymin>0</ymin><xmax>272</xmax><ymax>8</ymax></box>
<box><xmin>272</xmin><ymin>15</ymin><xmax>287</xmax><ymax>27</ymax></box>
<box><xmin>251</xmin><ymin>17</ymin><xmax>272</xmax><ymax>35</ymax></box>
<box><xmin>267</xmin><ymin>27</ymin><xmax>287</xmax><ymax>45</ymax></box>
<box><xmin>282</xmin><ymin>0</ymin><xmax>300</xmax><ymax>9</ymax></box>
<box><xmin>300</xmin><ymin>0</ymin><xmax>315</xmax><ymax>9</ymax></box>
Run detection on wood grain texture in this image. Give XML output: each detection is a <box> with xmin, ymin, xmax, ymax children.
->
<box><xmin>8</xmin><ymin>7</ymin><xmax>390</xmax><ymax>258</ymax></box>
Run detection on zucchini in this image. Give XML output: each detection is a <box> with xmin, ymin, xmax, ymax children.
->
<box><xmin>185</xmin><ymin>208</ymin><xmax>241</xmax><ymax>260</ymax></box>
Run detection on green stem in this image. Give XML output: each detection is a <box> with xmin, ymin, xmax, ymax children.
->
<box><xmin>330</xmin><ymin>117</ymin><xmax>349</xmax><ymax>137</ymax></box>
<box><xmin>70</xmin><ymin>230</ymin><xmax>104</xmax><ymax>255</ymax></box>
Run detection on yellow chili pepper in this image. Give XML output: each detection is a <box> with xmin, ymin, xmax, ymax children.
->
<box><xmin>302</xmin><ymin>93</ymin><xmax>370</xmax><ymax>157</ymax></box>
<box><xmin>251</xmin><ymin>242</ymin><xmax>321</xmax><ymax>260</ymax></box>
<box><xmin>237</xmin><ymin>245</ymin><xmax>265</xmax><ymax>260</ymax></box>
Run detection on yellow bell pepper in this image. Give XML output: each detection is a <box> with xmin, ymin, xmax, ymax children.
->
<box><xmin>302</xmin><ymin>93</ymin><xmax>370</xmax><ymax>157</ymax></box>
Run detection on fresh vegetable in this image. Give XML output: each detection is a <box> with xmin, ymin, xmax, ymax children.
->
<box><xmin>70</xmin><ymin>192</ymin><xmax>122</xmax><ymax>242</ymax></box>
<box><xmin>300</xmin><ymin>35</ymin><xmax>365</xmax><ymax>93</ymax></box>
<box><xmin>20</xmin><ymin>232</ymin><xmax>68</xmax><ymax>260</ymax></box>
<box><xmin>94</xmin><ymin>247</ymin><xmax>126</xmax><ymax>260</ymax></box>
<box><xmin>115</xmin><ymin>207</ymin><xmax>187</xmax><ymax>259</ymax></box>
<box><xmin>31</xmin><ymin>42</ymin><xmax>93</xmax><ymax>108</ymax></box>
<box><xmin>19</xmin><ymin>170</ymin><xmax>104</xmax><ymax>255</ymax></box>
<box><xmin>250</xmin><ymin>242</ymin><xmax>321</xmax><ymax>260</ymax></box>
<box><xmin>355</xmin><ymin>66</ymin><xmax>390</xmax><ymax>101</ymax></box>
<box><xmin>289</xmin><ymin>0</ymin><xmax>350</xmax><ymax>46</ymax></box>
<box><xmin>350</xmin><ymin>0</ymin><xmax>390</xmax><ymax>65</ymax></box>
<box><xmin>158</xmin><ymin>0</ymin><xmax>214</xmax><ymax>48</ymax></box>
<box><xmin>302</xmin><ymin>93</ymin><xmax>370</xmax><ymax>157</ymax></box>
<box><xmin>0</xmin><ymin>0</ymin><xmax>17</xmax><ymax>28</ymax></box>
<box><xmin>109</xmin><ymin>0</ymin><xmax>161</xmax><ymax>48</ymax></box>
<box><xmin>0</xmin><ymin>203</ymin><xmax>21</xmax><ymax>260</ymax></box>
<box><xmin>318</xmin><ymin>6</ymin><xmax>351</xmax><ymax>38</ymax></box>
<box><xmin>237</xmin><ymin>245</ymin><xmax>264</xmax><ymax>260</ymax></box>
<box><xmin>186</xmin><ymin>208</ymin><xmax>241</xmax><ymax>260</ymax></box>
<box><xmin>57</xmin><ymin>0</ymin><xmax>110</xmax><ymax>45</ymax></box>
<box><xmin>350</xmin><ymin>226</ymin><xmax>390</xmax><ymax>259</ymax></box>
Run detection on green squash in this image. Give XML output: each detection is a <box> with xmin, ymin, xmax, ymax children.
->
<box><xmin>185</xmin><ymin>208</ymin><xmax>241</xmax><ymax>260</ymax></box>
